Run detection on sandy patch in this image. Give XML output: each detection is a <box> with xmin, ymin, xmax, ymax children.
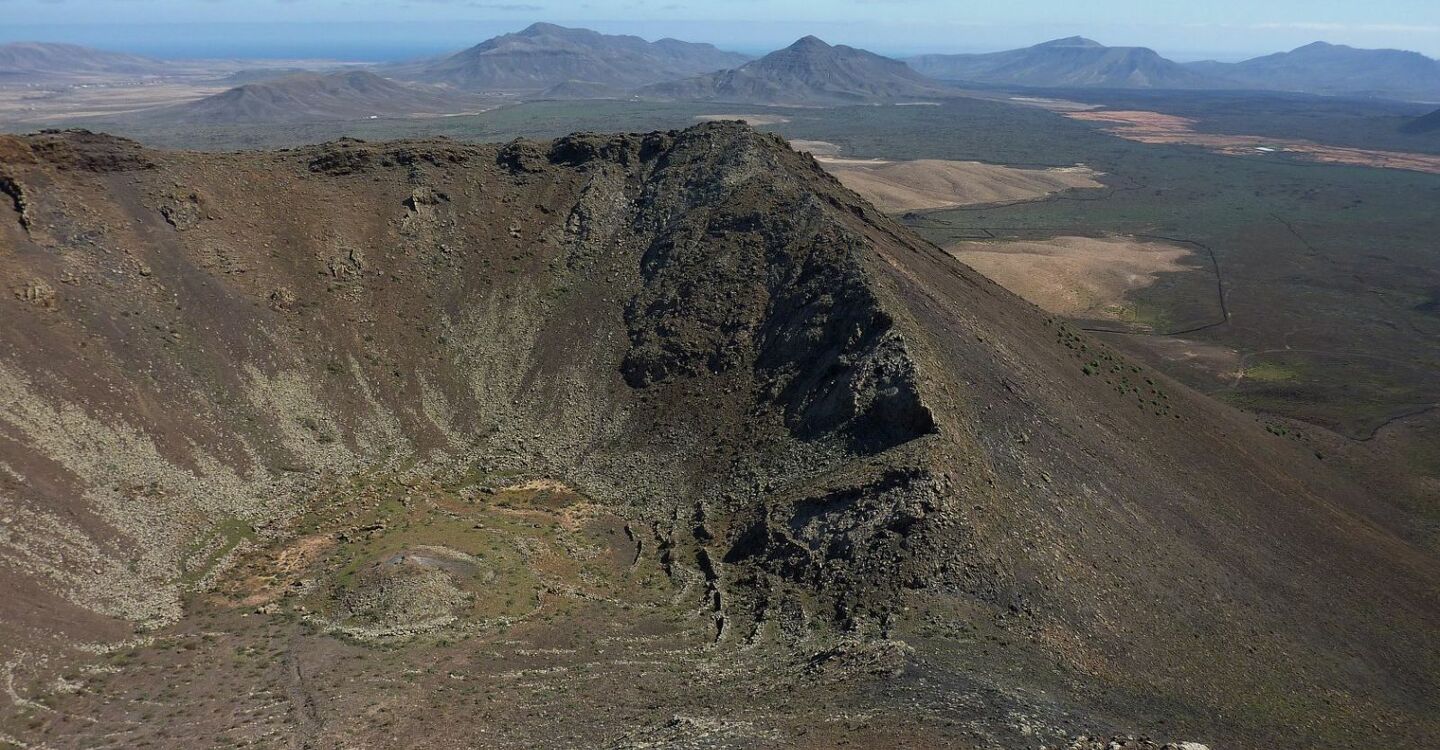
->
<box><xmin>818</xmin><ymin>157</ymin><xmax>1102</xmax><ymax>212</ymax></box>
<box><xmin>1068</xmin><ymin>109</ymin><xmax>1440</xmax><ymax>175</ymax></box>
<box><xmin>1069</xmin><ymin>110</ymin><xmax>1195</xmax><ymax>131</ymax></box>
<box><xmin>0</xmin><ymin>82</ymin><xmax>227</xmax><ymax>123</ymax></box>
<box><xmin>1009</xmin><ymin>96</ymin><xmax>1103</xmax><ymax>112</ymax></box>
<box><xmin>788</xmin><ymin>139</ymin><xmax>843</xmax><ymax>156</ymax></box>
<box><xmin>948</xmin><ymin>236</ymin><xmax>1192</xmax><ymax>321</ymax></box>
<box><xmin>695</xmin><ymin>113</ymin><xmax>790</xmax><ymax>126</ymax></box>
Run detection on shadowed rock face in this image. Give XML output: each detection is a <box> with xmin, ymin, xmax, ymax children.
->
<box><xmin>0</xmin><ymin>123</ymin><xmax>1437</xmax><ymax>747</ymax></box>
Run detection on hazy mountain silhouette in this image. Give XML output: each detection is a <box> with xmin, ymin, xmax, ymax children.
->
<box><xmin>639</xmin><ymin>36</ymin><xmax>953</xmax><ymax>104</ymax></box>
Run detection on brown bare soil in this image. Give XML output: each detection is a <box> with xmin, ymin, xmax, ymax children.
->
<box><xmin>817</xmin><ymin>156</ymin><xmax>1102</xmax><ymax>212</ymax></box>
<box><xmin>1069</xmin><ymin>109</ymin><xmax>1440</xmax><ymax>174</ymax></box>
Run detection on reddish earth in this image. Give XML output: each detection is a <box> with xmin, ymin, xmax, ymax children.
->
<box><xmin>1069</xmin><ymin>109</ymin><xmax>1440</xmax><ymax>174</ymax></box>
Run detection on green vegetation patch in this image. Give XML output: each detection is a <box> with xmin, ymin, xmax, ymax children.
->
<box><xmin>1242</xmin><ymin>361</ymin><xmax>1304</xmax><ymax>382</ymax></box>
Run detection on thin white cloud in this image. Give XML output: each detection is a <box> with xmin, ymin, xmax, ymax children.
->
<box><xmin>1249</xmin><ymin>21</ymin><xmax>1440</xmax><ymax>34</ymax></box>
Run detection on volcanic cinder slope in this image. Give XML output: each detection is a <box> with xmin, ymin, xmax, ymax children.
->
<box><xmin>0</xmin><ymin>124</ymin><xmax>1437</xmax><ymax>748</ymax></box>
<box><xmin>639</xmin><ymin>36</ymin><xmax>952</xmax><ymax>105</ymax></box>
<box><xmin>908</xmin><ymin>37</ymin><xmax>1223</xmax><ymax>90</ymax></box>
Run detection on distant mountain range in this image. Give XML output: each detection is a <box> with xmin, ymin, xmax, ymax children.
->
<box><xmin>910</xmin><ymin>37</ymin><xmax>1440</xmax><ymax>101</ymax></box>
<box><xmin>388</xmin><ymin>22</ymin><xmax>750</xmax><ymax>92</ymax></box>
<box><xmin>9</xmin><ymin>29</ymin><xmax>1440</xmax><ymax>124</ymax></box>
<box><xmin>908</xmin><ymin>37</ymin><xmax>1224</xmax><ymax>90</ymax></box>
<box><xmin>1188</xmin><ymin>42</ymin><xmax>1440</xmax><ymax>101</ymax></box>
<box><xmin>127</xmin><ymin>71</ymin><xmax>481</xmax><ymax>125</ymax></box>
<box><xmin>639</xmin><ymin>36</ymin><xmax>952</xmax><ymax>105</ymax></box>
<box><xmin>0</xmin><ymin>42</ymin><xmax>166</xmax><ymax>81</ymax></box>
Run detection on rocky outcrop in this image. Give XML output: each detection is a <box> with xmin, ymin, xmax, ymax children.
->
<box><xmin>23</xmin><ymin>128</ymin><xmax>154</xmax><ymax>172</ymax></box>
<box><xmin>0</xmin><ymin>172</ymin><xmax>28</xmax><ymax>229</ymax></box>
<box><xmin>619</xmin><ymin>127</ymin><xmax>936</xmax><ymax>453</ymax></box>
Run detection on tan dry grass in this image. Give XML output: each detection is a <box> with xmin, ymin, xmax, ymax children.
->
<box><xmin>948</xmin><ymin>236</ymin><xmax>1191</xmax><ymax>321</ymax></box>
<box><xmin>818</xmin><ymin>157</ymin><xmax>1102</xmax><ymax>212</ymax></box>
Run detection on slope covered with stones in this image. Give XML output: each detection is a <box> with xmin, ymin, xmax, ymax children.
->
<box><xmin>0</xmin><ymin>123</ymin><xmax>1436</xmax><ymax>747</ymax></box>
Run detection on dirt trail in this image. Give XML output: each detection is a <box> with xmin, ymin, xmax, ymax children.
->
<box><xmin>285</xmin><ymin>630</ymin><xmax>322</xmax><ymax>749</ymax></box>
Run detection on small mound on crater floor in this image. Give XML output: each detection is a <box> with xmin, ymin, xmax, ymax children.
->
<box><xmin>328</xmin><ymin>547</ymin><xmax>480</xmax><ymax>640</ymax></box>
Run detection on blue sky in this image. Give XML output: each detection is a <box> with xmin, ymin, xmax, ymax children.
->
<box><xmin>2</xmin><ymin>0</ymin><xmax>1438</xmax><ymax>61</ymax></box>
